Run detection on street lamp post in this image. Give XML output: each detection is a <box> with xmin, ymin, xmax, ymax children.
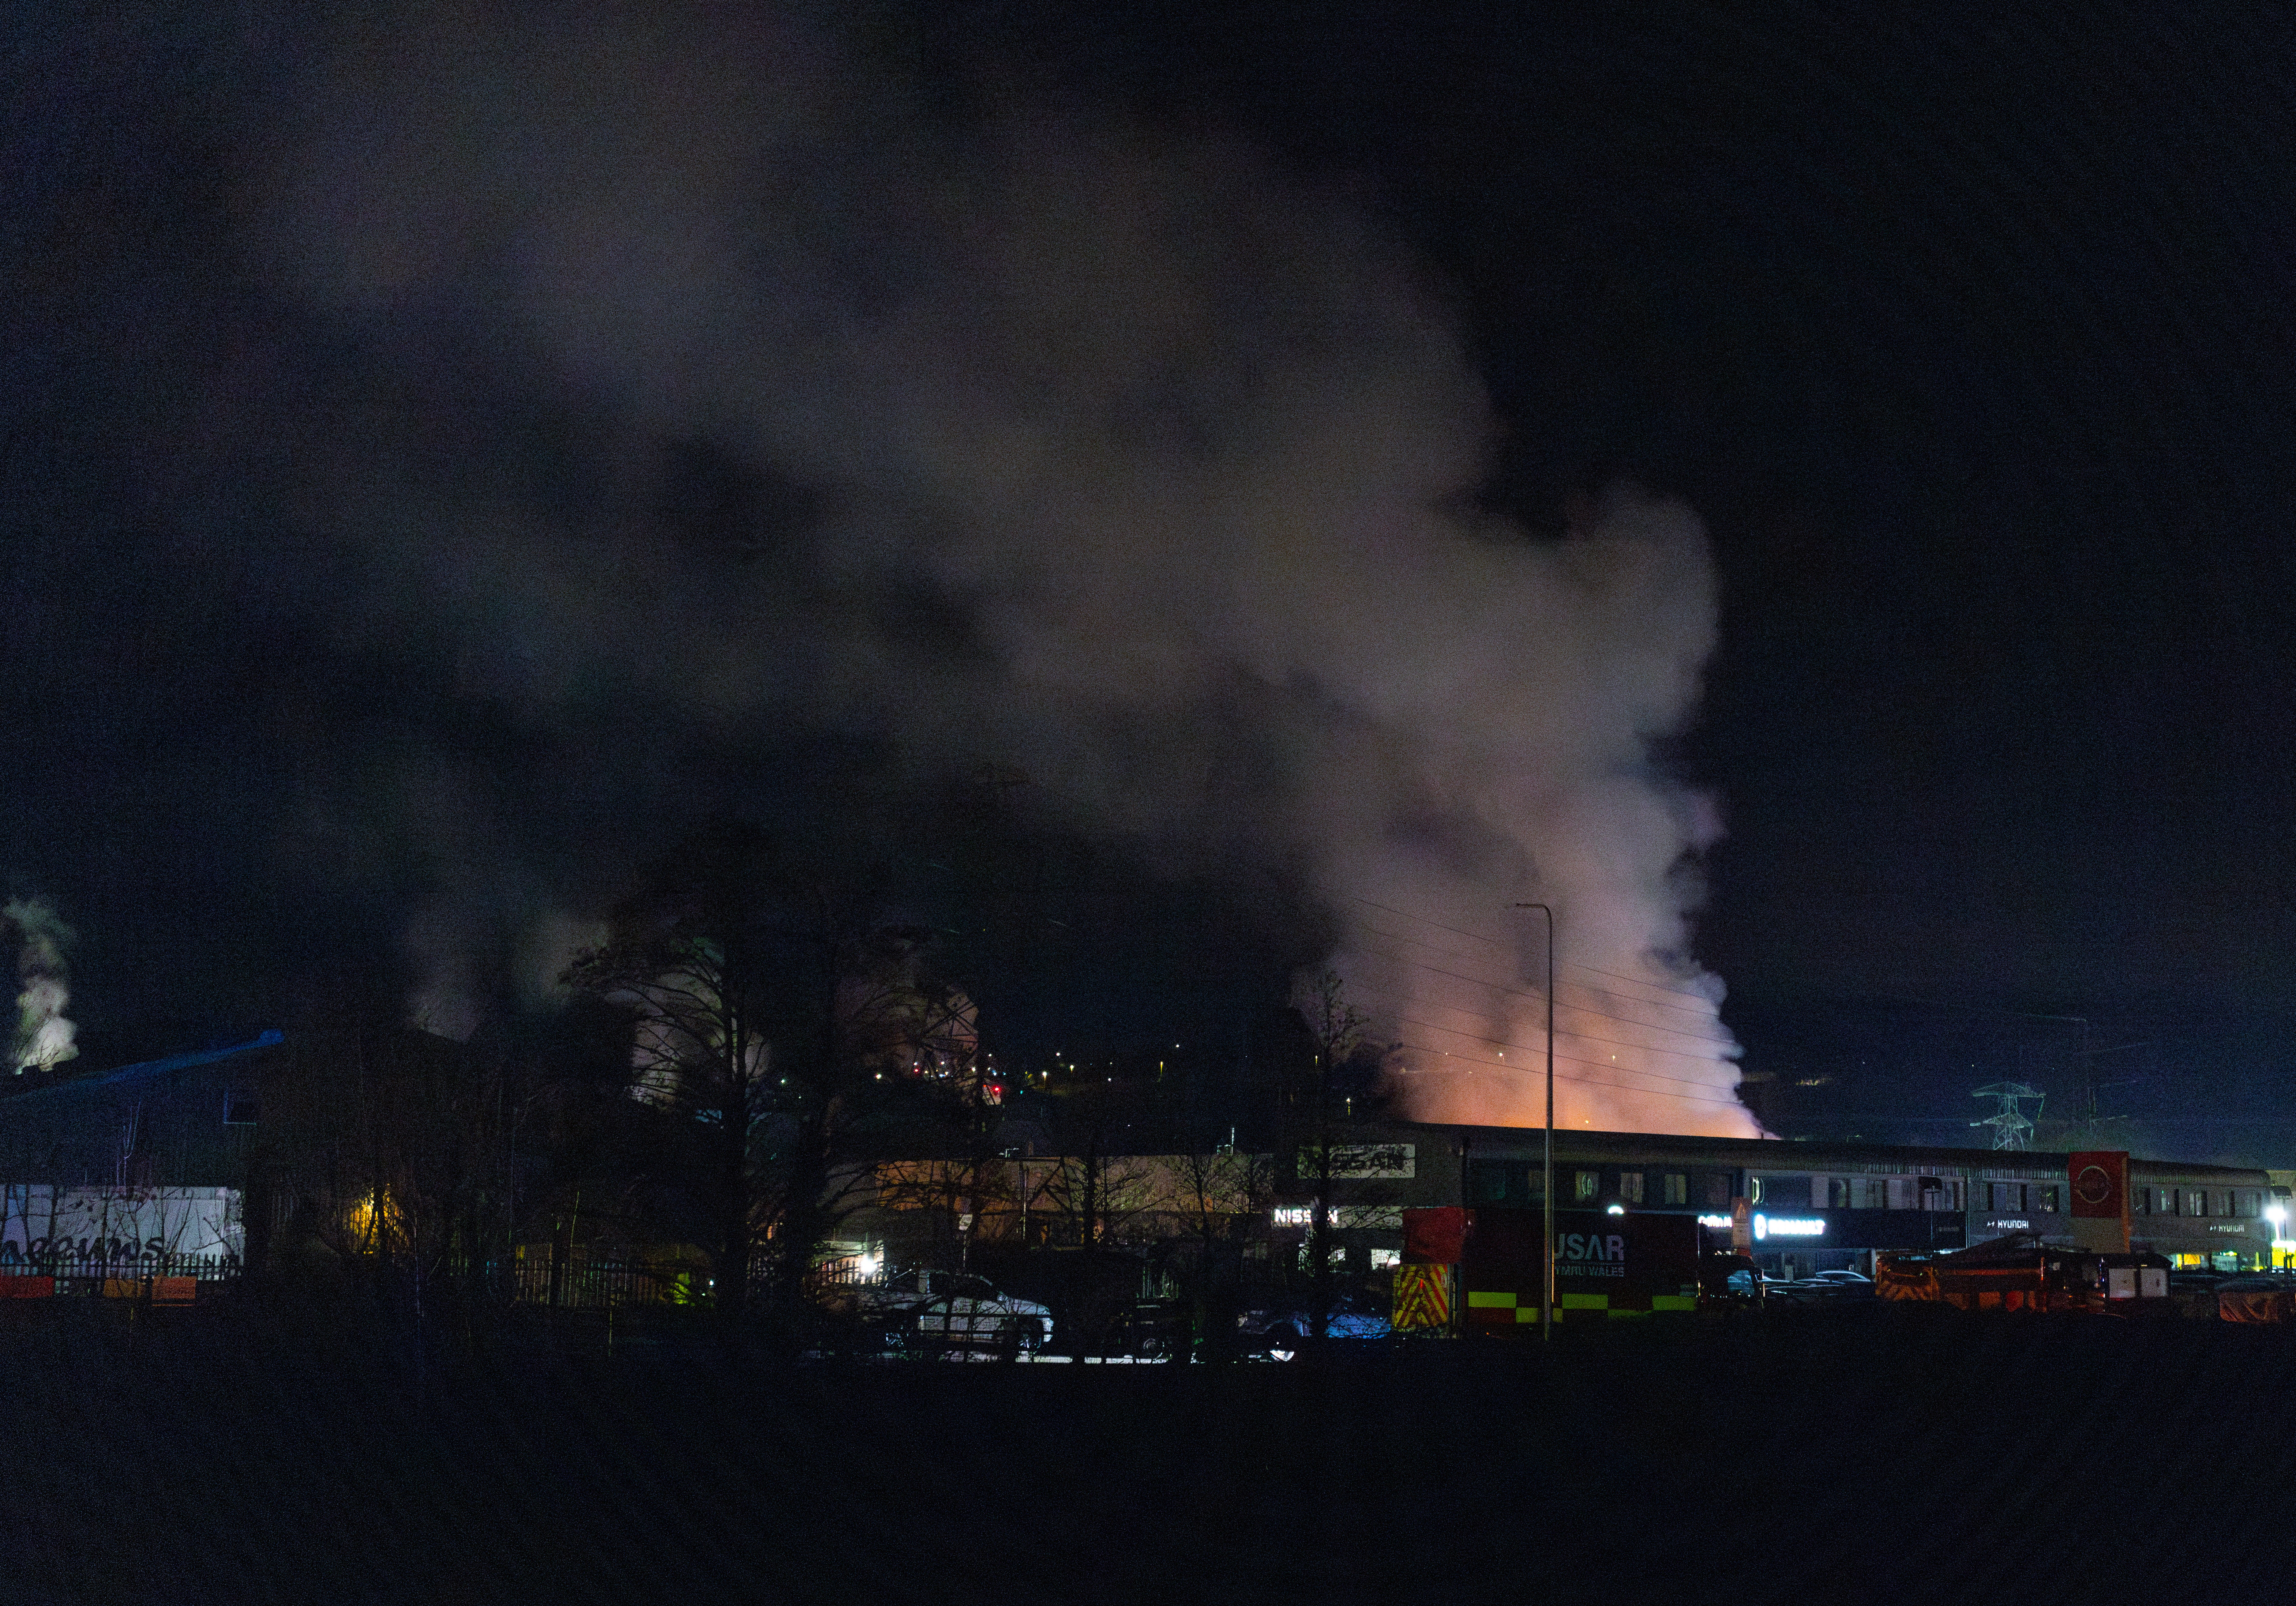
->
<box><xmin>1515</xmin><ymin>902</ymin><xmax>1556</xmax><ymax>1341</ymax></box>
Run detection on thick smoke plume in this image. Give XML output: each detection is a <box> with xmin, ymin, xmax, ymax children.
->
<box><xmin>6</xmin><ymin>897</ymin><xmax>77</xmax><ymax>1074</ymax></box>
<box><xmin>260</xmin><ymin>3</ymin><xmax>1754</xmax><ymax>1134</ymax></box>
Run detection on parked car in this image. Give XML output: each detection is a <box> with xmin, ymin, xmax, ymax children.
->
<box><xmin>1758</xmin><ymin>1278</ymin><xmax>1829</xmax><ymax>1304</ymax></box>
<box><xmin>1237</xmin><ymin>1308</ymin><xmax>1392</xmax><ymax>1359</ymax></box>
<box><xmin>1789</xmin><ymin>1269</ymin><xmax>1875</xmax><ymax>1300</ymax></box>
<box><xmin>1708</xmin><ymin>1261</ymin><xmax>1767</xmax><ymax>1307</ymax></box>
<box><xmin>857</xmin><ymin>1269</ymin><xmax>1052</xmax><ymax>1357</ymax></box>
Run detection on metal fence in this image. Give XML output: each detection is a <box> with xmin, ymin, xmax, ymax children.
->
<box><xmin>0</xmin><ymin>1251</ymin><xmax>241</xmax><ymax>1300</ymax></box>
<box><xmin>498</xmin><ymin>1251</ymin><xmax>897</xmax><ymax>1311</ymax></box>
<box><xmin>504</xmin><ymin>1255</ymin><xmax>707</xmax><ymax>1310</ymax></box>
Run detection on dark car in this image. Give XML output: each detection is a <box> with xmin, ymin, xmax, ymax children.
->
<box><xmin>1781</xmin><ymin>1269</ymin><xmax>1876</xmax><ymax>1300</ymax></box>
<box><xmin>1701</xmin><ymin>1252</ymin><xmax>1766</xmax><ymax>1308</ymax></box>
<box><xmin>857</xmin><ymin>1268</ymin><xmax>1052</xmax><ymax>1357</ymax></box>
<box><xmin>1237</xmin><ymin>1308</ymin><xmax>1392</xmax><ymax>1359</ymax></box>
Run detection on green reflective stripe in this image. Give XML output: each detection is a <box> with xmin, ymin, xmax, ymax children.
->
<box><xmin>1650</xmin><ymin>1295</ymin><xmax>1698</xmax><ymax>1312</ymax></box>
<box><xmin>1513</xmin><ymin>1306</ymin><xmax>1543</xmax><ymax>1323</ymax></box>
<box><xmin>1606</xmin><ymin>1309</ymin><xmax>1646</xmax><ymax>1319</ymax></box>
<box><xmin>1559</xmin><ymin>1293</ymin><xmax>1609</xmax><ymax>1310</ymax></box>
<box><xmin>1466</xmin><ymin>1291</ymin><xmax>1517</xmax><ymax>1308</ymax></box>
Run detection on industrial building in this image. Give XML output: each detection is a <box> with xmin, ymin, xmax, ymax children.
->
<box><xmin>1287</xmin><ymin>1123</ymin><xmax>2285</xmax><ymax>1278</ymax></box>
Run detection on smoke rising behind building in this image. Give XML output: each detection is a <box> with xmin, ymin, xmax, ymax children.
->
<box><xmin>231</xmin><ymin>3</ymin><xmax>1754</xmax><ymax>1131</ymax></box>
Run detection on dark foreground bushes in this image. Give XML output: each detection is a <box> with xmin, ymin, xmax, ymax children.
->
<box><xmin>1</xmin><ymin>1301</ymin><xmax>2289</xmax><ymax>1604</ymax></box>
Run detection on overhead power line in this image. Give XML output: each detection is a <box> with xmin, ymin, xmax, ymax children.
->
<box><xmin>1352</xmin><ymin>919</ymin><xmax>1732</xmax><ymax>1029</ymax></box>
<box><xmin>1344</xmin><ymin>895</ymin><xmax>1505</xmax><ymax>950</ymax></box>
<box><xmin>1341</xmin><ymin>893</ymin><xmax>1735</xmax><ymax>1006</ymax></box>
<box><xmin>1354</xmin><ymin>998</ymin><xmax>1746</xmax><ymax>1092</ymax></box>
<box><xmin>1347</xmin><ymin>936</ymin><xmax>1736</xmax><ymax>1051</ymax></box>
<box><xmin>1345</xmin><ymin>980</ymin><xmax>1742</xmax><ymax>1081</ymax></box>
<box><xmin>1388</xmin><ymin>1034</ymin><xmax>1751</xmax><ymax>1111</ymax></box>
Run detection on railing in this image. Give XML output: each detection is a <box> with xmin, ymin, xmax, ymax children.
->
<box><xmin>0</xmin><ymin>1251</ymin><xmax>242</xmax><ymax>1299</ymax></box>
<box><xmin>505</xmin><ymin>1256</ymin><xmax>707</xmax><ymax>1310</ymax></box>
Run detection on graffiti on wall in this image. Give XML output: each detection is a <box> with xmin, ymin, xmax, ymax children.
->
<box><xmin>0</xmin><ymin>1185</ymin><xmax>242</xmax><ymax>1264</ymax></box>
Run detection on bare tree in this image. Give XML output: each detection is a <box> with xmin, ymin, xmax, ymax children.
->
<box><xmin>1295</xmin><ymin>969</ymin><xmax>1366</xmax><ymax>1345</ymax></box>
<box><xmin>563</xmin><ymin>822</ymin><xmax>983</xmax><ymax>1351</ymax></box>
<box><xmin>273</xmin><ymin>1028</ymin><xmax>527</xmax><ymax>1338</ymax></box>
<box><xmin>1168</xmin><ymin>1142</ymin><xmax>1274</xmax><ymax>1360</ymax></box>
<box><xmin>1017</xmin><ymin>1132</ymin><xmax>1162</xmax><ymax>1356</ymax></box>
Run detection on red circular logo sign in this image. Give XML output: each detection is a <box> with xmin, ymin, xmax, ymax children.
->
<box><xmin>2074</xmin><ymin>1164</ymin><xmax>2114</xmax><ymax>1206</ymax></box>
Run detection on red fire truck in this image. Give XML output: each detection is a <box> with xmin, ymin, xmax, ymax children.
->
<box><xmin>1874</xmin><ymin>1232</ymin><xmax>2171</xmax><ymax>1314</ymax></box>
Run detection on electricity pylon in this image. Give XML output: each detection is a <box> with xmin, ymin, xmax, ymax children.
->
<box><xmin>1971</xmin><ymin>1082</ymin><xmax>2045</xmax><ymax>1151</ymax></box>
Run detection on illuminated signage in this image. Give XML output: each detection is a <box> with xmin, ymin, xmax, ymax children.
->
<box><xmin>1697</xmin><ymin>1214</ymin><xmax>1732</xmax><ymax>1230</ymax></box>
<box><xmin>1271</xmin><ymin>1205</ymin><xmax>1404</xmax><ymax>1230</ymax></box>
<box><xmin>1987</xmin><ymin>1218</ymin><xmax>2031</xmax><ymax>1230</ymax></box>
<box><xmin>1753</xmin><ymin>1214</ymin><xmax>1824</xmax><ymax>1240</ymax></box>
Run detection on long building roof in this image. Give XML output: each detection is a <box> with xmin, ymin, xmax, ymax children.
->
<box><xmin>0</xmin><ymin>1031</ymin><xmax>283</xmax><ymax>1105</ymax></box>
<box><xmin>1394</xmin><ymin>1121</ymin><xmax>2269</xmax><ymax>1182</ymax></box>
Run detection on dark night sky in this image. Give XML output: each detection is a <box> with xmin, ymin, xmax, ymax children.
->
<box><xmin>7</xmin><ymin>3</ymin><xmax>2296</xmax><ymax>1158</ymax></box>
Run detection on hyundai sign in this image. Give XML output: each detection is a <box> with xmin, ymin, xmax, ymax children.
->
<box><xmin>1752</xmin><ymin>1213</ymin><xmax>1825</xmax><ymax>1240</ymax></box>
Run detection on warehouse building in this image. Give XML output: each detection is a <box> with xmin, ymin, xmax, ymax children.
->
<box><xmin>1289</xmin><ymin>1124</ymin><xmax>2284</xmax><ymax>1277</ymax></box>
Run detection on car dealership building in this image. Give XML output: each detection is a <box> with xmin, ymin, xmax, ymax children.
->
<box><xmin>1292</xmin><ymin>1124</ymin><xmax>2286</xmax><ymax>1278</ymax></box>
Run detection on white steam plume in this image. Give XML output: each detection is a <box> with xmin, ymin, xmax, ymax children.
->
<box><xmin>259</xmin><ymin>4</ymin><xmax>1756</xmax><ymax>1134</ymax></box>
<box><xmin>6</xmin><ymin>897</ymin><xmax>78</xmax><ymax>1074</ymax></box>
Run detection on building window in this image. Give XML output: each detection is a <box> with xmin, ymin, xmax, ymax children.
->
<box><xmin>2188</xmin><ymin>1190</ymin><xmax>2209</xmax><ymax>1218</ymax></box>
<box><xmin>1574</xmin><ymin>1171</ymin><xmax>1599</xmax><ymax>1202</ymax></box>
<box><xmin>1619</xmin><ymin>1171</ymin><xmax>1645</xmax><ymax>1205</ymax></box>
<box><xmin>1472</xmin><ymin>1162</ymin><xmax>1511</xmax><ymax>1204</ymax></box>
<box><xmin>1705</xmin><ymin>1174</ymin><xmax>1731</xmax><ymax>1208</ymax></box>
<box><xmin>1663</xmin><ymin>1173</ymin><xmax>1689</xmax><ymax>1206</ymax></box>
<box><xmin>223</xmin><ymin>1093</ymin><xmax>259</xmax><ymax>1126</ymax></box>
<box><xmin>1749</xmin><ymin>1177</ymin><xmax>1763</xmax><ymax>1204</ymax></box>
<box><xmin>2038</xmin><ymin>1185</ymin><xmax>2061</xmax><ymax>1213</ymax></box>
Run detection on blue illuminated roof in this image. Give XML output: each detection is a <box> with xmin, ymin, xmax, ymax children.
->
<box><xmin>2</xmin><ymin>1030</ymin><xmax>284</xmax><ymax>1102</ymax></box>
